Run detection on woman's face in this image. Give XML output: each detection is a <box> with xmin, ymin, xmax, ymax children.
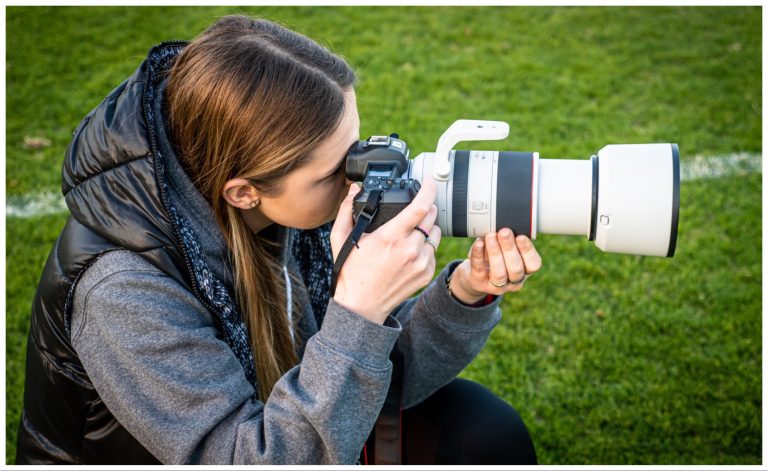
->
<box><xmin>243</xmin><ymin>89</ymin><xmax>360</xmax><ymax>232</ymax></box>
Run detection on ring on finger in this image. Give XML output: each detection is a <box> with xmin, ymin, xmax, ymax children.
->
<box><xmin>425</xmin><ymin>237</ymin><xmax>438</xmax><ymax>251</ymax></box>
<box><xmin>489</xmin><ymin>278</ymin><xmax>508</xmax><ymax>288</ymax></box>
<box><xmin>414</xmin><ymin>225</ymin><xmax>429</xmax><ymax>239</ymax></box>
<box><xmin>509</xmin><ymin>274</ymin><xmax>529</xmax><ymax>285</ymax></box>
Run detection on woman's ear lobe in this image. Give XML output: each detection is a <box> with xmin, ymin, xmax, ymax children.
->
<box><xmin>222</xmin><ymin>178</ymin><xmax>261</xmax><ymax>210</ymax></box>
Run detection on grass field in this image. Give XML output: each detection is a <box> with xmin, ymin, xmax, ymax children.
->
<box><xmin>5</xmin><ymin>6</ymin><xmax>762</xmax><ymax>464</ymax></box>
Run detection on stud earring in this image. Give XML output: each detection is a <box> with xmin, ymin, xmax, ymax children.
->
<box><xmin>250</xmin><ymin>200</ymin><xmax>260</xmax><ymax>209</ymax></box>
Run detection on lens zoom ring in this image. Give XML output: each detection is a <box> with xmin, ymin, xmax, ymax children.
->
<box><xmin>452</xmin><ymin>151</ymin><xmax>470</xmax><ymax>237</ymax></box>
<box><xmin>496</xmin><ymin>152</ymin><xmax>533</xmax><ymax>238</ymax></box>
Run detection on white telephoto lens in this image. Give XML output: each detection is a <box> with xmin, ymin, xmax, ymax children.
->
<box><xmin>409</xmin><ymin>143</ymin><xmax>679</xmax><ymax>257</ymax></box>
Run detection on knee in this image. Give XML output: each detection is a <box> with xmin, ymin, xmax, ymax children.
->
<box><xmin>450</xmin><ymin>379</ymin><xmax>538</xmax><ymax>465</ymax></box>
<box><xmin>403</xmin><ymin>378</ymin><xmax>537</xmax><ymax>464</ymax></box>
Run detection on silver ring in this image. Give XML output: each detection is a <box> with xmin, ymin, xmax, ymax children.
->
<box><xmin>425</xmin><ymin>237</ymin><xmax>438</xmax><ymax>251</ymax></box>
<box><xmin>509</xmin><ymin>274</ymin><xmax>529</xmax><ymax>285</ymax></box>
<box><xmin>489</xmin><ymin>279</ymin><xmax>509</xmax><ymax>288</ymax></box>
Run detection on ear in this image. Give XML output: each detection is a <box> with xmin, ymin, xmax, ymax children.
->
<box><xmin>222</xmin><ymin>178</ymin><xmax>261</xmax><ymax>210</ymax></box>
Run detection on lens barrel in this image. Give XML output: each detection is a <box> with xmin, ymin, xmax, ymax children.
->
<box><xmin>409</xmin><ymin>143</ymin><xmax>679</xmax><ymax>257</ymax></box>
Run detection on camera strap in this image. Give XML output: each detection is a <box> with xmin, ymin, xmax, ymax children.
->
<box><xmin>330</xmin><ymin>189</ymin><xmax>383</xmax><ymax>295</ymax></box>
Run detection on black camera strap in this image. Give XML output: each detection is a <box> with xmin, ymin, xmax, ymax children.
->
<box><xmin>331</xmin><ymin>189</ymin><xmax>383</xmax><ymax>295</ymax></box>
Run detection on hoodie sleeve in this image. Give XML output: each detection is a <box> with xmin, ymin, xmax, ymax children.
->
<box><xmin>70</xmin><ymin>250</ymin><xmax>400</xmax><ymax>465</ymax></box>
<box><xmin>392</xmin><ymin>260</ymin><xmax>503</xmax><ymax>409</ymax></box>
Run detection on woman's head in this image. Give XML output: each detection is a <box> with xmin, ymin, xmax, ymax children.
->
<box><xmin>166</xmin><ymin>15</ymin><xmax>358</xmax><ymax>230</ymax></box>
<box><xmin>165</xmin><ymin>15</ymin><xmax>357</xmax><ymax>399</ymax></box>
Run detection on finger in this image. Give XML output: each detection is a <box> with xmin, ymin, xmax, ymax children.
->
<box><xmin>484</xmin><ymin>232</ymin><xmax>509</xmax><ymax>287</ymax></box>
<box><xmin>516</xmin><ymin>235</ymin><xmax>543</xmax><ymax>274</ymax></box>
<box><xmin>330</xmin><ymin>184</ymin><xmax>362</xmax><ymax>254</ymax></box>
<box><xmin>469</xmin><ymin>238</ymin><xmax>486</xmax><ymax>279</ymax></box>
<box><xmin>387</xmin><ymin>175</ymin><xmax>437</xmax><ymax>235</ymax></box>
<box><xmin>497</xmin><ymin>228</ymin><xmax>526</xmax><ymax>282</ymax></box>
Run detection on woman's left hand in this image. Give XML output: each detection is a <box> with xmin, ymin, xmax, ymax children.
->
<box><xmin>448</xmin><ymin>228</ymin><xmax>542</xmax><ymax>305</ymax></box>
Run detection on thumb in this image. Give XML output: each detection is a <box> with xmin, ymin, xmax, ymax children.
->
<box><xmin>330</xmin><ymin>183</ymin><xmax>361</xmax><ymax>256</ymax></box>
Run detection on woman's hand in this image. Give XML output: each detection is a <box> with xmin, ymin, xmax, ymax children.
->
<box><xmin>330</xmin><ymin>177</ymin><xmax>441</xmax><ymax>324</ymax></box>
<box><xmin>448</xmin><ymin>229</ymin><xmax>542</xmax><ymax>305</ymax></box>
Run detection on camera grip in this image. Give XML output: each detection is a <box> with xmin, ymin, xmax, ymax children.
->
<box><xmin>352</xmin><ymin>201</ymin><xmax>409</xmax><ymax>232</ymax></box>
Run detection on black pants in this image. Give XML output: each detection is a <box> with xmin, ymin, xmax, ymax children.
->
<box><xmin>364</xmin><ymin>378</ymin><xmax>537</xmax><ymax>465</ymax></box>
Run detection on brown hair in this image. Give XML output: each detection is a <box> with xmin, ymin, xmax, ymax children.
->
<box><xmin>165</xmin><ymin>15</ymin><xmax>356</xmax><ymax>399</ymax></box>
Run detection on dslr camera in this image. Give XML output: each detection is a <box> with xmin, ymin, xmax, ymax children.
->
<box><xmin>346</xmin><ymin>120</ymin><xmax>680</xmax><ymax>257</ymax></box>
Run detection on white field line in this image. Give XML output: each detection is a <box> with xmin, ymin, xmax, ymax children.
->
<box><xmin>5</xmin><ymin>153</ymin><xmax>762</xmax><ymax>219</ymax></box>
<box><xmin>680</xmin><ymin>152</ymin><xmax>762</xmax><ymax>182</ymax></box>
<box><xmin>6</xmin><ymin>190</ymin><xmax>69</xmax><ymax>218</ymax></box>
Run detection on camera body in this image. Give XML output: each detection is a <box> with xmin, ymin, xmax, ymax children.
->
<box><xmin>349</xmin><ymin>135</ymin><xmax>421</xmax><ymax>232</ymax></box>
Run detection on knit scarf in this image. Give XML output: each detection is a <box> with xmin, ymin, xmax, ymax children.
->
<box><xmin>291</xmin><ymin>222</ymin><xmax>334</xmax><ymax>329</ymax></box>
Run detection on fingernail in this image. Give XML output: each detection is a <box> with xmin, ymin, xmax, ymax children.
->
<box><xmin>499</xmin><ymin>228</ymin><xmax>513</xmax><ymax>238</ymax></box>
<box><xmin>516</xmin><ymin>235</ymin><xmax>530</xmax><ymax>248</ymax></box>
<box><xmin>486</xmin><ymin>233</ymin><xmax>498</xmax><ymax>246</ymax></box>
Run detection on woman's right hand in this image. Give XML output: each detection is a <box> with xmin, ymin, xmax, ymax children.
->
<box><xmin>330</xmin><ymin>177</ymin><xmax>441</xmax><ymax>324</ymax></box>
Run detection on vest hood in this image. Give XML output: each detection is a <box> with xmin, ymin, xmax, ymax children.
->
<box><xmin>61</xmin><ymin>42</ymin><xmax>188</xmax><ymax>278</ymax></box>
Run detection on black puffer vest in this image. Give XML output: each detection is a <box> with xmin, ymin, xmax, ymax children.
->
<box><xmin>15</xmin><ymin>42</ymin><xmax>338</xmax><ymax>464</ymax></box>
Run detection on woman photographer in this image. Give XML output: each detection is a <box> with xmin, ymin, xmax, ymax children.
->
<box><xmin>17</xmin><ymin>15</ymin><xmax>540</xmax><ymax>465</ymax></box>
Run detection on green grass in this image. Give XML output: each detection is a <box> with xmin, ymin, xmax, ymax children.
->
<box><xmin>6</xmin><ymin>6</ymin><xmax>761</xmax><ymax>464</ymax></box>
